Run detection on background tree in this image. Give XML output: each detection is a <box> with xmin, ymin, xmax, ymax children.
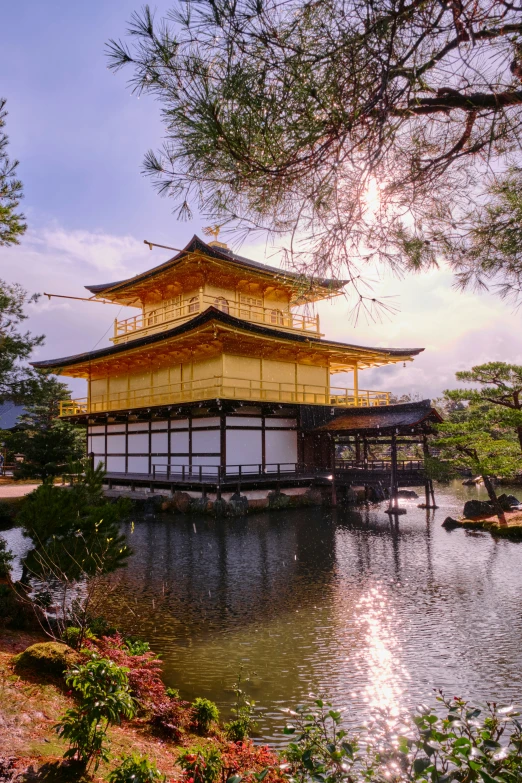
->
<box><xmin>444</xmin><ymin>362</ymin><xmax>522</xmax><ymax>453</ymax></box>
<box><xmin>108</xmin><ymin>1</ymin><xmax>522</xmax><ymax>309</ymax></box>
<box><xmin>0</xmin><ymin>279</ymin><xmax>43</xmax><ymax>404</ymax></box>
<box><xmin>432</xmin><ymin>420</ymin><xmax>521</xmax><ymax>524</ymax></box>
<box><xmin>10</xmin><ymin>374</ymin><xmax>85</xmax><ymax>480</ymax></box>
<box><xmin>0</xmin><ymin>98</ymin><xmax>26</xmax><ymax>246</ymax></box>
<box><xmin>438</xmin><ymin>167</ymin><xmax>522</xmax><ymax>301</ymax></box>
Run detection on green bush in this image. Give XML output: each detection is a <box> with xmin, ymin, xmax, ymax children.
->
<box><xmin>55</xmin><ymin>657</ymin><xmax>135</xmax><ymax>770</ymax></box>
<box><xmin>0</xmin><ymin>535</ymin><xmax>14</xmax><ymax>580</ymax></box>
<box><xmin>125</xmin><ymin>638</ymin><xmax>151</xmax><ymax>656</ymax></box>
<box><xmin>224</xmin><ymin>671</ymin><xmax>256</xmax><ymax>741</ymax></box>
<box><xmin>62</xmin><ymin>626</ymin><xmax>96</xmax><ymax>649</ymax></box>
<box><xmin>281</xmin><ymin>693</ymin><xmax>522</xmax><ymax>783</ymax></box>
<box><xmin>178</xmin><ymin>746</ymin><xmax>222</xmax><ymax>783</ymax></box>
<box><xmin>108</xmin><ymin>754</ymin><xmax>166</xmax><ymax>783</ymax></box>
<box><xmin>165</xmin><ymin>687</ymin><xmax>180</xmax><ymax>699</ymax></box>
<box><xmin>191</xmin><ymin>697</ymin><xmax>219</xmax><ymax>734</ymax></box>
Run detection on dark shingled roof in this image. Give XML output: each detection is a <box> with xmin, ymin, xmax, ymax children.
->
<box><xmin>313</xmin><ymin>399</ymin><xmax>442</xmax><ymax>434</ymax></box>
<box><xmin>30</xmin><ymin>307</ymin><xmax>424</xmax><ymax>371</ymax></box>
<box><xmin>85</xmin><ymin>235</ymin><xmax>349</xmax><ymax>295</ymax></box>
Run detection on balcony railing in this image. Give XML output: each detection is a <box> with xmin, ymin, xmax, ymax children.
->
<box><xmin>59</xmin><ymin>377</ymin><xmax>390</xmax><ymax>416</ymax></box>
<box><xmin>112</xmin><ymin>295</ymin><xmax>320</xmax><ymax>343</ymax></box>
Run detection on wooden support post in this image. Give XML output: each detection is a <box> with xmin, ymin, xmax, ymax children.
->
<box><xmin>385</xmin><ymin>433</ymin><xmax>406</xmax><ymax>515</ymax></box>
<box><xmin>418</xmin><ymin>435</ymin><xmax>439</xmax><ymax>509</ymax></box>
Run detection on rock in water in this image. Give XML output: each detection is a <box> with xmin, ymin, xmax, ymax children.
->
<box><xmin>397</xmin><ymin>489</ymin><xmax>419</xmax><ymax>498</ymax></box>
<box><xmin>498</xmin><ymin>493</ymin><xmax>520</xmax><ymax>510</ymax></box>
<box><xmin>463</xmin><ymin>499</ymin><xmax>494</xmax><ymax>519</ymax></box>
<box><xmin>442</xmin><ymin>516</ymin><xmax>460</xmax><ymax>530</ymax></box>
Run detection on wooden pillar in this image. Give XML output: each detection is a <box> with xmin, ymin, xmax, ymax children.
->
<box><xmin>421</xmin><ymin>435</ymin><xmax>438</xmax><ymax>509</ymax></box>
<box><xmin>355</xmin><ymin>435</ymin><xmax>361</xmax><ymax>463</ymax></box>
<box><xmin>385</xmin><ymin>433</ymin><xmax>405</xmax><ymax>515</ymax></box>
<box><xmin>353</xmin><ymin>363</ymin><xmax>359</xmax><ymax>405</ymax></box>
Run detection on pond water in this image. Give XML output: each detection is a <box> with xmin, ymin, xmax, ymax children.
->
<box><xmin>3</xmin><ymin>480</ymin><xmax>522</xmax><ymax>744</ymax></box>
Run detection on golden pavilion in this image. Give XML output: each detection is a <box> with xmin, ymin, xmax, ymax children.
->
<box><xmin>33</xmin><ymin>236</ymin><xmax>424</xmax><ymax>483</ymax></box>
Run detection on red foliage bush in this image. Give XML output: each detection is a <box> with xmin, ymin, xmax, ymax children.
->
<box><xmin>89</xmin><ymin>634</ymin><xmax>165</xmax><ymax>709</ymax></box>
<box><xmin>87</xmin><ymin>634</ymin><xmax>193</xmax><ymax>740</ymax></box>
<box><xmin>220</xmin><ymin>740</ymin><xmax>284</xmax><ymax>783</ymax></box>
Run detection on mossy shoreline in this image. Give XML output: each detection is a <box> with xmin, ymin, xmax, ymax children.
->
<box><xmin>445</xmin><ymin>510</ymin><xmax>522</xmax><ymax>539</ymax></box>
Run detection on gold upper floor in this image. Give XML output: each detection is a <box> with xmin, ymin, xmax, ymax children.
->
<box><xmin>112</xmin><ymin>288</ymin><xmax>321</xmax><ymax>344</ymax></box>
<box><xmin>86</xmin><ymin>236</ymin><xmax>344</xmax><ymax>345</ymax></box>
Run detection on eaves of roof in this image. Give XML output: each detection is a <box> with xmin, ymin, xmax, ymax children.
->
<box><xmin>85</xmin><ymin>235</ymin><xmax>349</xmax><ymax>295</ymax></box>
<box><xmin>31</xmin><ymin>307</ymin><xmax>424</xmax><ymax>370</ymax></box>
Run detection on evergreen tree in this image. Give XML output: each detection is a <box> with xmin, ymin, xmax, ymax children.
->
<box><xmin>108</xmin><ymin>2</ymin><xmax>522</xmax><ymax>305</ymax></box>
<box><xmin>445</xmin><ymin>363</ymin><xmax>522</xmax><ymax>454</ymax></box>
<box><xmin>10</xmin><ymin>375</ymin><xmax>85</xmax><ymax>480</ymax></box>
<box><xmin>0</xmin><ymin>279</ymin><xmax>44</xmax><ymax>404</ymax></box>
<box><xmin>0</xmin><ymin>99</ymin><xmax>26</xmax><ymax>246</ymax></box>
<box><xmin>432</xmin><ymin>420</ymin><xmax>521</xmax><ymax>525</ymax></box>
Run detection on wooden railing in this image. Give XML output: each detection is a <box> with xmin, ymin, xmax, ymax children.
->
<box><xmin>151</xmin><ymin>462</ymin><xmax>306</xmax><ymax>481</ymax></box>
<box><xmin>112</xmin><ymin>295</ymin><xmax>320</xmax><ymax>343</ymax></box>
<box><xmin>335</xmin><ymin>459</ymin><xmax>424</xmax><ymax>472</ymax></box>
<box><xmin>59</xmin><ymin>378</ymin><xmax>390</xmax><ymax>416</ymax></box>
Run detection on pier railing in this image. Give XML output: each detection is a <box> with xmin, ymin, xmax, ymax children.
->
<box><xmin>151</xmin><ymin>462</ymin><xmax>310</xmax><ymax>482</ymax></box>
<box><xmin>59</xmin><ymin>379</ymin><xmax>390</xmax><ymax>416</ymax></box>
<box><xmin>335</xmin><ymin>459</ymin><xmax>424</xmax><ymax>472</ymax></box>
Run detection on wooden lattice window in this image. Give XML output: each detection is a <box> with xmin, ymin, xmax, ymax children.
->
<box><xmin>188</xmin><ymin>296</ymin><xmax>200</xmax><ymax>314</ymax></box>
<box><xmin>214</xmin><ymin>296</ymin><xmax>230</xmax><ymax>314</ymax></box>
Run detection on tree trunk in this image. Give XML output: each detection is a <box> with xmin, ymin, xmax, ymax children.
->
<box><xmin>482</xmin><ymin>474</ymin><xmax>507</xmax><ymax>525</ymax></box>
<box><xmin>517</xmin><ymin>425</ymin><xmax>522</xmax><ymax>454</ymax></box>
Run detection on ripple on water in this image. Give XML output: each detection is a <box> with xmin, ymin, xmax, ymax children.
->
<box><xmin>3</xmin><ymin>480</ymin><xmax>522</xmax><ymax>745</ymax></box>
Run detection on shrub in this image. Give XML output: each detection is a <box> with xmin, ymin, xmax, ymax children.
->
<box><xmin>62</xmin><ymin>625</ymin><xmax>96</xmax><ymax>649</ymax></box>
<box><xmin>166</xmin><ymin>687</ymin><xmax>180</xmax><ymax>699</ymax></box>
<box><xmin>55</xmin><ymin>657</ymin><xmax>135</xmax><ymax>770</ymax></box>
<box><xmin>281</xmin><ymin>694</ymin><xmax>522</xmax><ymax>783</ymax></box>
<box><xmin>224</xmin><ymin>671</ymin><xmax>257</xmax><ymax>742</ymax></box>
<box><xmin>0</xmin><ymin>535</ymin><xmax>14</xmax><ymax>578</ymax></box>
<box><xmin>191</xmin><ymin>697</ymin><xmax>219</xmax><ymax>734</ymax></box>
<box><xmin>221</xmin><ymin>740</ymin><xmax>282</xmax><ymax>783</ymax></box>
<box><xmin>178</xmin><ymin>746</ymin><xmax>222</xmax><ymax>783</ymax></box>
<box><xmin>87</xmin><ymin>615</ymin><xmax>118</xmax><ymax>637</ymax></box>
<box><xmin>90</xmin><ymin>634</ymin><xmax>164</xmax><ymax>711</ymax></box>
<box><xmin>125</xmin><ymin>637</ymin><xmax>151</xmax><ymax>656</ymax></box>
<box><xmin>108</xmin><ymin>754</ymin><xmax>166</xmax><ymax>783</ymax></box>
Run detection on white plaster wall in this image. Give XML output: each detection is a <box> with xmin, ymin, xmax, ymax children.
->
<box><xmin>192</xmin><ymin>430</ymin><xmax>220</xmax><ymax>453</ymax></box>
<box><xmin>265</xmin><ymin>429</ymin><xmax>298</xmax><ymax>467</ymax></box>
<box><xmin>265</xmin><ymin>418</ymin><xmax>296</xmax><ymax>428</ymax></box>
<box><xmin>90</xmin><ymin>435</ymin><xmax>105</xmax><ymax>455</ymax></box>
<box><xmin>171</xmin><ymin>419</ymin><xmax>189</xmax><ymax>429</ymax></box>
<box><xmin>225</xmin><ymin>416</ymin><xmax>262</xmax><ymax>427</ymax></box>
<box><xmin>226</xmin><ymin>430</ymin><xmax>262</xmax><ymax>466</ymax></box>
<box><xmin>128</xmin><ymin>433</ymin><xmax>149</xmax><ymax>453</ymax></box>
<box><xmin>151</xmin><ymin>420</ymin><xmax>169</xmax><ymax>430</ymax></box>
<box><xmin>192</xmin><ymin>417</ymin><xmax>220</xmax><ymax>428</ymax></box>
<box><xmin>106</xmin><ymin>435</ymin><xmax>126</xmax><ymax>454</ymax></box>
<box><xmin>107</xmin><ymin>424</ymin><xmax>126</xmax><ymax>433</ymax></box>
<box><xmin>128</xmin><ymin>456</ymin><xmax>149</xmax><ymax>473</ymax></box>
<box><xmin>106</xmin><ymin>456</ymin><xmax>126</xmax><ymax>472</ymax></box>
<box><xmin>171</xmin><ymin>431</ymin><xmax>189</xmax><ymax>453</ymax></box>
<box><xmin>151</xmin><ymin>432</ymin><xmax>168</xmax><ymax>452</ymax></box>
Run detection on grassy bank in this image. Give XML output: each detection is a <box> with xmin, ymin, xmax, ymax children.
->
<box><xmin>0</xmin><ymin>631</ymin><xmax>185</xmax><ymax>781</ymax></box>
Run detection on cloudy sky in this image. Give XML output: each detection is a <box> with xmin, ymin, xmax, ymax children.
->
<box><xmin>2</xmin><ymin>0</ymin><xmax>521</xmax><ymax>402</ymax></box>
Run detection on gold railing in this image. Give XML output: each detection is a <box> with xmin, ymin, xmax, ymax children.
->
<box><xmin>112</xmin><ymin>295</ymin><xmax>320</xmax><ymax>343</ymax></box>
<box><xmin>59</xmin><ymin>378</ymin><xmax>390</xmax><ymax>416</ymax></box>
